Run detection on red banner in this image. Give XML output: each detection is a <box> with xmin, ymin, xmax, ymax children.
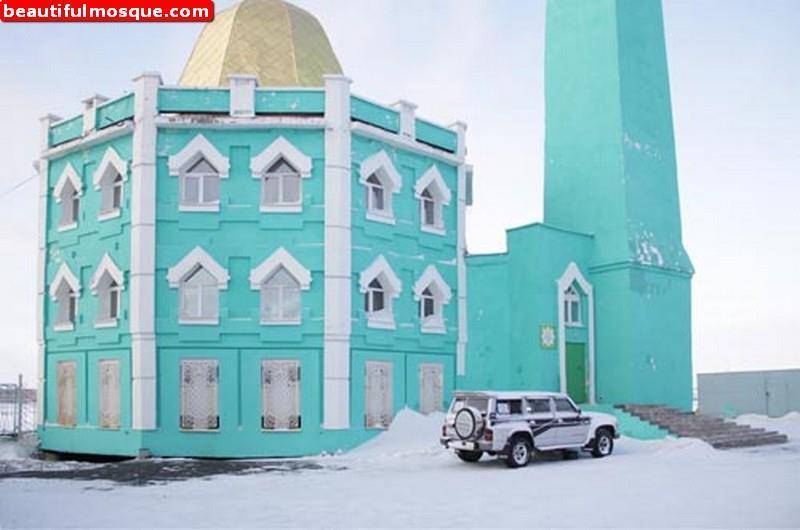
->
<box><xmin>1</xmin><ymin>0</ymin><xmax>214</xmax><ymax>22</ymax></box>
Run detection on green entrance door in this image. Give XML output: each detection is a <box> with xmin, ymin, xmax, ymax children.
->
<box><xmin>566</xmin><ymin>342</ymin><xmax>587</xmax><ymax>404</ymax></box>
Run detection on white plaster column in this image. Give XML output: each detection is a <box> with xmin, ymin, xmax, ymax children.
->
<box><xmin>82</xmin><ymin>94</ymin><xmax>108</xmax><ymax>135</ymax></box>
<box><xmin>130</xmin><ymin>72</ymin><xmax>161</xmax><ymax>430</ymax></box>
<box><xmin>228</xmin><ymin>74</ymin><xmax>257</xmax><ymax>117</ymax></box>
<box><xmin>392</xmin><ymin>100</ymin><xmax>417</xmax><ymax>140</ymax></box>
<box><xmin>451</xmin><ymin>121</ymin><xmax>469</xmax><ymax>376</ymax></box>
<box><xmin>323</xmin><ymin>74</ymin><xmax>352</xmax><ymax>429</ymax></box>
<box><xmin>36</xmin><ymin>113</ymin><xmax>60</xmax><ymax>425</ymax></box>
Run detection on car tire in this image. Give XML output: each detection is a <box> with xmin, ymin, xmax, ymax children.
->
<box><xmin>591</xmin><ymin>428</ymin><xmax>614</xmax><ymax>458</ymax></box>
<box><xmin>455</xmin><ymin>449</ymin><xmax>483</xmax><ymax>463</ymax></box>
<box><xmin>505</xmin><ymin>435</ymin><xmax>532</xmax><ymax>468</ymax></box>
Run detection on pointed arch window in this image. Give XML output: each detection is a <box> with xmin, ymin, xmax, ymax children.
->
<box><xmin>262</xmin><ymin>158</ymin><xmax>301</xmax><ymax>209</ymax></box>
<box><xmin>359</xmin><ymin>255</ymin><xmax>402</xmax><ymax>329</ymax></box>
<box><xmin>249</xmin><ymin>247</ymin><xmax>311</xmax><ymax>326</ymax></box>
<box><xmin>53</xmin><ymin>164</ymin><xmax>82</xmax><ymax>231</ymax></box>
<box><xmin>167</xmin><ymin>247</ymin><xmax>230</xmax><ymax>325</ymax></box>
<box><xmin>49</xmin><ymin>263</ymin><xmax>81</xmax><ymax>331</ymax></box>
<box><xmin>413</xmin><ymin>265</ymin><xmax>452</xmax><ymax>334</ymax></box>
<box><xmin>168</xmin><ymin>134</ymin><xmax>230</xmax><ymax>212</ymax></box>
<box><xmin>359</xmin><ymin>151</ymin><xmax>402</xmax><ymax>224</ymax></box>
<box><xmin>564</xmin><ymin>284</ymin><xmax>582</xmax><ymax>327</ymax></box>
<box><xmin>91</xmin><ymin>254</ymin><xmax>124</xmax><ymax>328</ymax></box>
<box><xmin>182</xmin><ymin>157</ymin><xmax>220</xmax><ymax>209</ymax></box>
<box><xmin>93</xmin><ymin>147</ymin><xmax>128</xmax><ymax>220</ymax></box>
<box><xmin>414</xmin><ymin>165</ymin><xmax>451</xmax><ymax>235</ymax></box>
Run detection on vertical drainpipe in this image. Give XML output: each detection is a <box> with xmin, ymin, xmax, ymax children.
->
<box><xmin>36</xmin><ymin>113</ymin><xmax>61</xmax><ymax>426</ymax></box>
<box><xmin>322</xmin><ymin>75</ymin><xmax>352</xmax><ymax>429</ymax></box>
<box><xmin>451</xmin><ymin>121</ymin><xmax>468</xmax><ymax>377</ymax></box>
<box><xmin>130</xmin><ymin>72</ymin><xmax>161</xmax><ymax>433</ymax></box>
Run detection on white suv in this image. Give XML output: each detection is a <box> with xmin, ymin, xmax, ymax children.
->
<box><xmin>440</xmin><ymin>391</ymin><xmax>619</xmax><ymax>468</ymax></box>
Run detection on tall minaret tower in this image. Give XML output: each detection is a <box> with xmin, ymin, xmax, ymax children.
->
<box><xmin>544</xmin><ymin>0</ymin><xmax>694</xmax><ymax>408</ymax></box>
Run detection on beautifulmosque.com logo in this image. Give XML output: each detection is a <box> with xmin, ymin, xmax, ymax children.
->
<box><xmin>1</xmin><ymin>0</ymin><xmax>214</xmax><ymax>21</ymax></box>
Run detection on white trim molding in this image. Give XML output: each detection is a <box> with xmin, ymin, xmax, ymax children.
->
<box><xmin>359</xmin><ymin>150</ymin><xmax>402</xmax><ymax>192</ymax></box>
<box><xmin>228</xmin><ymin>74</ymin><xmax>257</xmax><ymax>118</ymax></box>
<box><xmin>250</xmin><ymin>136</ymin><xmax>312</xmax><ymax>179</ymax></box>
<box><xmin>452</xmin><ymin>121</ymin><xmax>468</xmax><ymax>376</ymax></box>
<box><xmin>49</xmin><ymin>262</ymin><xmax>81</xmax><ymax>300</ymax></box>
<box><xmin>130</xmin><ymin>71</ymin><xmax>161</xmax><ymax>431</ymax></box>
<box><xmin>556</xmin><ymin>262</ymin><xmax>596</xmax><ymax>405</ymax></box>
<box><xmin>249</xmin><ymin>247</ymin><xmax>312</xmax><ymax>290</ymax></box>
<box><xmin>92</xmin><ymin>147</ymin><xmax>129</xmax><ymax>189</ymax></box>
<box><xmin>413</xmin><ymin>265</ymin><xmax>453</xmax><ymax>334</ymax></box>
<box><xmin>167</xmin><ymin>133</ymin><xmax>230</xmax><ymax>179</ymax></box>
<box><xmin>359</xmin><ymin>255</ymin><xmax>402</xmax><ymax>296</ymax></box>
<box><xmin>52</xmin><ymin>163</ymin><xmax>83</xmax><ymax>202</ymax></box>
<box><xmin>323</xmin><ymin>74</ymin><xmax>353</xmax><ymax>430</ymax></box>
<box><xmin>414</xmin><ymin>165</ymin><xmax>452</xmax><ymax>205</ymax></box>
<box><xmin>90</xmin><ymin>253</ymin><xmax>124</xmax><ymax>294</ymax></box>
<box><xmin>167</xmin><ymin>246</ymin><xmax>230</xmax><ymax>289</ymax></box>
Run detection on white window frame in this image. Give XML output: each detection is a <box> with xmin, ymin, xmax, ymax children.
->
<box><xmin>261</xmin><ymin>158</ymin><xmax>302</xmax><ymax>211</ymax></box>
<box><xmin>414</xmin><ymin>165</ymin><xmax>451</xmax><ymax>236</ymax></box>
<box><xmin>359</xmin><ymin>255</ymin><xmax>402</xmax><ymax>330</ymax></box>
<box><xmin>249</xmin><ymin>247</ymin><xmax>312</xmax><ymax>326</ymax></box>
<box><xmin>180</xmin><ymin>157</ymin><xmax>221</xmax><ymax>211</ymax></box>
<box><xmin>261</xmin><ymin>360</ymin><xmax>302</xmax><ymax>431</ymax></box>
<box><xmin>53</xmin><ymin>163</ymin><xmax>83</xmax><ymax>232</ymax></box>
<box><xmin>564</xmin><ymin>284</ymin><xmax>582</xmax><ymax>327</ymax></box>
<box><xmin>167</xmin><ymin>247</ymin><xmax>230</xmax><ymax>325</ymax></box>
<box><xmin>91</xmin><ymin>253</ymin><xmax>124</xmax><ymax>328</ymax></box>
<box><xmin>250</xmin><ymin>136</ymin><xmax>312</xmax><ymax>213</ymax></box>
<box><xmin>98</xmin><ymin>359</ymin><xmax>121</xmax><ymax>429</ymax></box>
<box><xmin>179</xmin><ymin>359</ymin><xmax>220</xmax><ymax>432</ymax></box>
<box><xmin>93</xmin><ymin>147</ymin><xmax>128</xmax><ymax>221</ymax></box>
<box><xmin>359</xmin><ymin>150</ymin><xmax>402</xmax><ymax>225</ymax></box>
<box><xmin>412</xmin><ymin>265</ymin><xmax>452</xmax><ymax>334</ymax></box>
<box><xmin>168</xmin><ymin>134</ymin><xmax>230</xmax><ymax>213</ymax></box>
<box><xmin>49</xmin><ymin>262</ymin><xmax>81</xmax><ymax>332</ymax></box>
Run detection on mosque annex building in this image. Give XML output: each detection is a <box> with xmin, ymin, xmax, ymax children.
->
<box><xmin>36</xmin><ymin>0</ymin><xmax>693</xmax><ymax>457</ymax></box>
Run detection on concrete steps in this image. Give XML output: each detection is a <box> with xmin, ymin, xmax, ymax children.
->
<box><xmin>618</xmin><ymin>404</ymin><xmax>789</xmax><ymax>449</ymax></box>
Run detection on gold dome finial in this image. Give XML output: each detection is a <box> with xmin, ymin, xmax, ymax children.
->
<box><xmin>179</xmin><ymin>0</ymin><xmax>343</xmax><ymax>87</ymax></box>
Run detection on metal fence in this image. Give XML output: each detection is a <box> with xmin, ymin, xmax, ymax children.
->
<box><xmin>0</xmin><ymin>375</ymin><xmax>37</xmax><ymax>436</ymax></box>
<box><xmin>698</xmin><ymin>368</ymin><xmax>800</xmax><ymax>418</ymax></box>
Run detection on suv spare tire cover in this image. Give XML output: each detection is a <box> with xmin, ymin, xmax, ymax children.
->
<box><xmin>454</xmin><ymin>407</ymin><xmax>484</xmax><ymax>440</ymax></box>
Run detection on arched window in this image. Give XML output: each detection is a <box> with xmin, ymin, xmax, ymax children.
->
<box><xmin>55</xmin><ymin>281</ymin><xmax>78</xmax><ymax>329</ymax></box>
<box><xmin>100</xmin><ymin>171</ymin><xmax>124</xmax><ymax>215</ymax></box>
<box><xmin>365</xmin><ymin>173</ymin><xmax>388</xmax><ymax>215</ymax></box>
<box><xmin>93</xmin><ymin>147</ymin><xmax>128</xmax><ymax>220</ymax></box>
<box><xmin>365</xmin><ymin>278</ymin><xmax>386</xmax><ymax>314</ymax></box>
<box><xmin>54</xmin><ymin>164</ymin><xmax>82</xmax><ymax>231</ymax></box>
<box><xmin>262</xmin><ymin>158</ymin><xmax>301</xmax><ymax>208</ymax></box>
<box><xmin>413</xmin><ymin>265</ymin><xmax>452</xmax><ymax>334</ymax></box>
<box><xmin>261</xmin><ymin>267</ymin><xmax>301</xmax><ymax>323</ymax></box>
<box><xmin>414</xmin><ymin>165</ymin><xmax>451</xmax><ymax>235</ymax></box>
<box><xmin>181</xmin><ymin>157</ymin><xmax>220</xmax><ymax>208</ymax></box>
<box><xmin>96</xmin><ymin>273</ymin><xmax>121</xmax><ymax>324</ymax></box>
<box><xmin>564</xmin><ymin>284</ymin><xmax>581</xmax><ymax>326</ymax></box>
<box><xmin>420</xmin><ymin>287</ymin><xmax>436</xmax><ymax>320</ymax></box>
<box><xmin>420</xmin><ymin>188</ymin><xmax>439</xmax><ymax>229</ymax></box>
<box><xmin>359</xmin><ymin>255</ymin><xmax>402</xmax><ymax>329</ymax></box>
<box><xmin>180</xmin><ymin>266</ymin><xmax>219</xmax><ymax>323</ymax></box>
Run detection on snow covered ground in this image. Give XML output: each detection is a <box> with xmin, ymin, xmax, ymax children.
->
<box><xmin>1</xmin><ymin>411</ymin><xmax>799</xmax><ymax>528</ymax></box>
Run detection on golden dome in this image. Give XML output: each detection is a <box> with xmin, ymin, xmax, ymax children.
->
<box><xmin>179</xmin><ymin>0</ymin><xmax>343</xmax><ymax>87</ymax></box>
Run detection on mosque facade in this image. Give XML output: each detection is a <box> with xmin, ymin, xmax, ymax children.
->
<box><xmin>36</xmin><ymin>0</ymin><xmax>692</xmax><ymax>457</ymax></box>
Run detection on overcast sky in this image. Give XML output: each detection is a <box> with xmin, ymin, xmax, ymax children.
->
<box><xmin>0</xmin><ymin>0</ymin><xmax>797</xmax><ymax>384</ymax></box>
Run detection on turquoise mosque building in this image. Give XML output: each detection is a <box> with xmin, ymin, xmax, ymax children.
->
<box><xmin>35</xmin><ymin>0</ymin><xmax>692</xmax><ymax>457</ymax></box>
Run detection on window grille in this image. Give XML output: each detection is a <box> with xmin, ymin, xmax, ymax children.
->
<box><xmin>261</xmin><ymin>360</ymin><xmax>301</xmax><ymax>430</ymax></box>
<box><xmin>98</xmin><ymin>359</ymin><xmax>120</xmax><ymax>429</ymax></box>
<box><xmin>365</xmin><ymin>361</ymin><xmax>393</xmax><ymax>429</ymax></box>
<box><xmin>180</xmin><ymin>359</ymin><xmax>219</xmax><ymax>430</ymax></box>
<box><xmin>56</xmin><ymin>361</ymin><xmax>77</xmax><ymax>427</ymax></box>
<box><xmin>419</xmin><ymin>363</ymin><xmax>444</xmax><ymax>414</ymax></box>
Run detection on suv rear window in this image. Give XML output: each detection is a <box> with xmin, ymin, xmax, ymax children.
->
<box><xmin>451</xmin><ymin>396</ymin><xmax>489</xmax><ymax>413</ymax></box>
<box><xmin>495</xmin><ymin>399</ymin><xmax>523</xmax><ymax>415</ymax></box>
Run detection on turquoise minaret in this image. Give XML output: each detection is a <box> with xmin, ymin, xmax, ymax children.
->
<box><xmin>544</xmin><ymin>0</ymin><xmax>693</xmax><ymax>408</ymax></box>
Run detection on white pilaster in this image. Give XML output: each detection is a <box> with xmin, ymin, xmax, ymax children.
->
<box><xmin>451</xmin><ymin>121</ymin><xmax>469</xmax><ymax>376</ymax></box>
<box><xmin>36</xmin><ymin>113</ymin><xmax>60</xmax><ymax>425</ymax></box>
<box><xmin>82</xmin><ymin>94</ymin><xmax>108</xmax><ymax>135</ymax></box>
<box><xmin>323</xmin><ymin>75</ymin><xmax>352</xmax><ymax>429</ymax></box>
<box><xmin>130</xmin><ymin>72</ymin><xmax>161</xmax><ymax>430</ymax></box>
<box><xmin>392</xmin><ymin>100</ymin><xmax>417</xmax><ymax>140</ymax></box>
<box><xmin>228</xmin><ymin>74</ymin><xmax>257</xmax><ymax>118</ymax></box>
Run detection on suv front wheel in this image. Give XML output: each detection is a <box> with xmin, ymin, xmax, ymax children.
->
<box><xmin>455</xmin><ymin>449</ymin><xmax>483</xmax><ymax>462</ymax></box>
<box><xmin>591</xmin><ymin>428</ymin><xmax>614</xmax><ymax>458</ymax></box>
<box><xmin>505</xmin><ymin>435</ymin><xmax>532</xmax><ymax>468</ymax></box>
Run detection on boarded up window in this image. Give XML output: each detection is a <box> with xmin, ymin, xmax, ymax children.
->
<box><xmin>98</xmin><ymin>359</ymin><xmax>120</xmax><ymax>429</ymax></box>
<box><xmin>180</xmin><ymin>359</ymin><xmax>219</xmax><ymax>431</ymax></box>
<box><xmin>419</xmin><ymin>363</ymin><xmax>444</xmax><ymax>414</ymax></box>
<box><xmin>261</xmin><ymin>360</ymin><xmax>301</xmax><ymax>430</ymax></box>
<box><xmin>365</xmin><ymin>361</ymin><xmax>393</xmax><ymax>429</ymax></box>
<box><xmin>56</xmin><ymin>361</ymin><xmax>77</xmax><ymax>427</ymax></box>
